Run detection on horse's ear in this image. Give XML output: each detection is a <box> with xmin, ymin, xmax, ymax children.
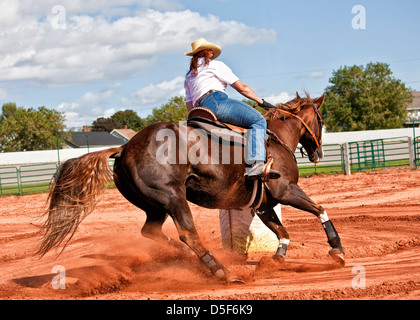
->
<box><xmin>296</xmin><ymin>91</ymin><xmax>301</xmax><ymax>99</ymax></box>
<box><xmin>314</xmin><ymin>93</ymin><xmax>326</xmax><ymax>108</ymax></box>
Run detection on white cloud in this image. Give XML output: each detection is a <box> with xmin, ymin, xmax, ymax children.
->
<box><xmin>80</xmin><ymin>90</ymin><xmax>115</xmax><ymax>104</ymax></box>
<box><xmin>103</xmin><ymin>108</ymin><xmax>116</xmax><ymax>118</ymax></box>
<box><xmin>57</xmin><ymin>101</ymin><xmax>114</xmax><ymax>128</ymax></box>
<box><xmin>2</xmin><ymin>0</ymin><xmax>184</xmax><ymax>19</ymax></box>
<box><xmin>122</xmin><ymin>76</ymin><xmax>185</xmax><ymax>106</ymax></box>
<box><xmin>0</xmin><ymin>1</ymin><xmax>277</xmax><ymax>128</ymax></box>
<box><xmin>0</xmin><ymin>3</ymin><xmax>276</xmax><ymax>86</ymax></box>
<box><xmin>56</xmin><ymin>83</ymin><xmax>122</xmax><ymax>128</ymax></box>
<box><xmin>60</xmin><ymin>111</ymin><xmax>90</xmax><ymax>128</ymax></box>
<box><xmin>308</xmin><ymin>71</ymin><xmax>324</xmax><ymax>78</ymax></box>
<box><xmin>296</xmin><ymin>71</ymin><xmax>325</xmax><ymax>79</ymax></box>
<box><xmin>264</xmin><ymin>92</ymin><xmax>295</xmax><ymax>104</ymax></box>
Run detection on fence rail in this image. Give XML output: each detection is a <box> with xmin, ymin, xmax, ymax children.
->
<box><xmin>0</xmin><ymin>163</ymin><xmax>58</xmax><ymax>196</ymax></box>
<box><xmin>415</xmin><ymin>136</ymin><xmax>420</xmax><ymax>167</ymax></box>
<box><xmin>296</xmin><ymin>143</ymin><xmax>345</xmax><ymax>175</ymax></box>
<box><xmin>288</xmin><ymin>136</ymin><xmax>416</xmax><ymax>175</ymax></box>
<box><xmin>1</xmin><ymin>137</ymin><xmax>418</xmax><ymax>196</ymax></box>
<box><xmin>0</xmin><ymin>166</ymin><xmax>21</xmax><ymax>196</ymax></box>
<box><xmin>349</xmin><ymin>137</ymin><xmax>411</xmax><ymax>171</ymax></box>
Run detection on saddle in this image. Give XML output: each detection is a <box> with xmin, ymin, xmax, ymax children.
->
<box><xmin>187</xmin><ymin>106</ymin><xmax>279</xmax><ymax>185</ymax></box>
<box><xmin>187</xmin><ymin>107</ymin><xmax>247</xmax><ymax>146</ymax></box>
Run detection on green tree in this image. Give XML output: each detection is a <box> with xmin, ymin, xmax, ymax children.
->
<box><xmin>111</xmin><ymin>109</ymin><xmax>144</xmax><ymax>131</ymax></box>
<box><xmin>242</xmin><ymin>99</ymin><xmax>265</xmax><ymax>114</ymax></box>
<box><xmin>321</xmin><ymin>62</ymin><xmax>412</xmax><ymax>132</ymax></box>
<box><xmin>0</xmin><ymin>102</ymin><xmax>17</xmax><ymax>123</ymax></box>
<box><xmin>142</xmin><ymin>96</ymin><xmax>188</xmax><ymax>129</ymax></box>
<box><xmin>0</xmin><ymin>103</ymin><xmax>66</xmax><ymax>152</ymax></box>
<box><xmin>91</xmin><ymin>117</ymin><xmax>122</xmax><ymax>132</ymax></box>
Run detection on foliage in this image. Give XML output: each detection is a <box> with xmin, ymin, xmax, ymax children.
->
<box><xmin>111</xmin><ymin>109</ymin><xmax>144</xmax><ymax>131</ymax></box>
<box><xmin>90</xmin><ymin>96</ymin><xmax>187</xmax><ymax>132</ymax></box>
<box><xmin>321</xmin><ymin>62</ymin><xmax>412</xmax><ymax>132</ymax></box>
<box><xmin>0</xmin><ymin>102</ymin><xmax>17</xmax><ymax>121</ymax></box>
<box><xmin>91</xmin><ymin>117</ymin><xmax>122</xmax><ymax>132</ymax></box>
<box><xmin>0</xmin><ymin>103</ymin><xmax>66</xmax><ymax>152</ymax></box>
<box><xmin>242</xmin><ymin>99</ymin><xmax>265</xmax><ymax>114</ymax></box>
<box><xmin>141</xmin><ymin>96</ymin><xmax>188</xmax><ymax>129</ymax></box>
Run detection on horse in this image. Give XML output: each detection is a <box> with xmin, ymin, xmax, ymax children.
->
<box><xmin>36</xmin><ymin>92</ymin><xmax>345</xmax><ymax>283</ymax></box>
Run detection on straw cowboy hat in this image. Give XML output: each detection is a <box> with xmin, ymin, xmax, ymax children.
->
<box><xmin>184</xmin><ymin>38</ymin><xmax>222</xmax><ymax>59</ymax></box>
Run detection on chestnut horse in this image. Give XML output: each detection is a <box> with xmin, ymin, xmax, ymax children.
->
<box><xmin>36</xmin><ymin>93</ymin><xmax>344</xmax><ymax>283</ymax></box>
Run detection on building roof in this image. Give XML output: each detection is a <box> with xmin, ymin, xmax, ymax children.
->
<box><xmin>65</xmin><ymin>132</ymin><xmax>125</xmax><ymax>148</ymax></box>
<box><xmin>407</xmin><ymin>91</ymin><xmax>420</xmax><ymax>110</ymax></box>
<box><xmin>110</xmin><ymin>128</ymin><xmax>137</xmax><ymax>140</ymax></box>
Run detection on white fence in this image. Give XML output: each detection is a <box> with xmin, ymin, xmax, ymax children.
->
<box><xmin>0</xmin><ymin>146</ymin><xmax>121</xmax><ymax>166</ymax></box>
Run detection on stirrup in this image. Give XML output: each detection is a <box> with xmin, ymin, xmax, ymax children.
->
<box><xmin>245</xmin><ymin>158</ymin><xmax>280</xmax><ymax>181</ymax></box>
<box><xmin>245</xmin><ymin>163</ymin><xmax>264</xmax><ymax>178</ymax></box>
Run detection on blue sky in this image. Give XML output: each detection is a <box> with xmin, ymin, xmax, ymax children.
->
<box><xmin>0</xmin><ymin>0</ymin><xmax>419</xmax><ymax>129</ymax></box>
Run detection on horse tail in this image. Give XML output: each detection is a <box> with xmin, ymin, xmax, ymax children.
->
<box><xmin>35</xmin><ymin>147</ymin><xmax>123</xmax><ymax>257</ymax></box>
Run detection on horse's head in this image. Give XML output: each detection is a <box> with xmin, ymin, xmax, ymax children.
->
<box><xmin>265</xmin><ymin>92</ymin><xmax>326</xmax><ymax>164</ymax></box>
<box><xmin>297</xmin><ymin>93</ymin><xmax>325</xmax><ymax>164</ymax></box>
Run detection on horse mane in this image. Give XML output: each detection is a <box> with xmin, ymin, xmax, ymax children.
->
<box><xmin>264</xmin><ymin>92</ymin><xmax>315</xmax><ymax>121</ymax></box>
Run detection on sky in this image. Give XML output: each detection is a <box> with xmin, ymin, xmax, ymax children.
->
<box><xmin>0</xmin><ymin>0</ymin><xmax>419</xmax><ymax>129</ymax></box>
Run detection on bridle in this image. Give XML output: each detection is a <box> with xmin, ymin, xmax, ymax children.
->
<box><xmin>267</xmin><ymin>104</ymin><xmax>323</xmax><ymax>148</ymax></box>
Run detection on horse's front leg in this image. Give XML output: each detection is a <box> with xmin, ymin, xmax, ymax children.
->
<box><xmin>279</xmin><ymin>183</ymin><xmax>345</xmax><ymax>266</ymax></box>
<box><xmin>257</xmin><ymin>206</ymin><xmax>290</xmax><ymax>262</ymax></box>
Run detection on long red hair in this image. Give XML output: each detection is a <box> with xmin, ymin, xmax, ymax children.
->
<box><xmin>187</xmin><ymin>50</ymin><xmax>213</xmax><ymax>77</ymax></box>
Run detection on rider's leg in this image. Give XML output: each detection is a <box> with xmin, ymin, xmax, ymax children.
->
<box><xmin>206</xmin><ymin>92</ymin><xmax>266</xmax><ymax>162</ymax></box>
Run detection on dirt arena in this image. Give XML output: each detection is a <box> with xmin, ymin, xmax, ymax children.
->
<box><xmin>0</xmin><ymin>166</ymin><xmax>419</xmax><ymax>300</ymax></box>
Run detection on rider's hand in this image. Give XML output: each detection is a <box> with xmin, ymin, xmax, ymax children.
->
<box><xmin>258</xmin><ymin>99</ymin><xmax>276</xmax><ymax>110</ymax></box>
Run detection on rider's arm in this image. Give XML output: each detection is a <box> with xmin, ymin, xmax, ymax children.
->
<box><xmin>230</xmin><ymin>80</ymin><xmax>263</xmax><ymax>105</ymax></box>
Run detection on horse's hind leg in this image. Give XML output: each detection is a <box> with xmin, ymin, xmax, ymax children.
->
<box><xmin>115</xmin><ymin>173</ymin><xmax>237</xmax><ymax>281</ymax></box>
<box><xmin>132</xmin><ymin>181</ymin><xmax>237</xmax><ymax>282</ymax></box>
<box><xmin>168</xmin><ymin>198</ymin><xmax>234</xmax><ymax>281</ymax></box>
<box><xmin>113</xmin><ymin>174</ymin><xmax>187</xmax><ymax>253</ymax></box>
<box><xmin>141</xmin><ymin>208</ymin><xmax>194</xmax><ymax>256</ymax></box>
<box><xmin>279</xmin><ymin>184</ymin><xmax>345</xmax><ymax>266</ymax></box>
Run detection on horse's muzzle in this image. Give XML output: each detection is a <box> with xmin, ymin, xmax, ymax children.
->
<box><xmin>310</xmin><ymin>147</ymin><xmax>324</xmax><ymax>164</ymax></box>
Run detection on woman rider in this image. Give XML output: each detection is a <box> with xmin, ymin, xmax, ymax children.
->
<box><xmin>184</xmin><ymin>38</ymin><xmax>278</xmax><ymax>179</ymax></box>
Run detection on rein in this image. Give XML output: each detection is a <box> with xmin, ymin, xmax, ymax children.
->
<box><xmin>266</xmin><ymin>129</ymin><xmax>296</xmax><ymax>161</ymax></box>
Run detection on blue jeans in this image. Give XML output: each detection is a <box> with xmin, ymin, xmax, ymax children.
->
<box><xmin>197</xmin><ymin>91</ymin><xmax>266</xmax><ymax>163</ymax></box>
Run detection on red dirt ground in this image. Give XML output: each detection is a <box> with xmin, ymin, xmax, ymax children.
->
<box><xmin>0</xmin><ymin>167</ymin><xmax>419</xmax><ymax>300</ymax></box>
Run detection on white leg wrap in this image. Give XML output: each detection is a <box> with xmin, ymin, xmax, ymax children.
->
<box><xmin>319</xmin><ymin>211</ymin><xmax>329</xmax><ymax>223</ymax></box>
<box><xmin>279</xmin><ymin>238</ymin><xmax>290</xmax><ymax>245</ymax></box>
<box><xmin>275</xmin><ymin>238</ymin><xmax>290</xmax><ymax>257</ymax></box>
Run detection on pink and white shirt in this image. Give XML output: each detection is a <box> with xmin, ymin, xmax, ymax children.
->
<box><xmin>184</xmin><ymin>57</ymin><xmax>239</xmax><ymax>106</ymax></box>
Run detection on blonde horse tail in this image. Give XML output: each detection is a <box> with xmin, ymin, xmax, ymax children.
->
<box><xmin>35</xmin><ymin>147</ymin><xmax>123</xmax><ymax>257</ymax></box>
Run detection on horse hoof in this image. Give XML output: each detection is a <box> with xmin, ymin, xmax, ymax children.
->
<box><xmin>214</xmin><ymin>269</ymin><xmax>226</xmax><ymax>280</ymax></box>
<box><xmin>329</xmin><ymin>248</ymin><xmax>345</xmax><ymax>266</ymax></box>
<box><xmin>227</xmin><ymin>276</ymin><xmax>245</xmax><ymax>284</ymax></box>
<box><xmin>272</xmin><ymin>255</ymin><xmax>286</xmax><ymax>264</ymax></box>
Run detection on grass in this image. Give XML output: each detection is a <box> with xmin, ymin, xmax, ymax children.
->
<box><xmin>298</xmin><ymin>163</ymin><xmax>344</xmax><ymax>177</ymax></box>
<box><xmin>0</xmin><ymin>180</ymin><xmax>117</xmax><ymax>196</ymax></box>
<box><xmin>0</xmin><ymin>182</ymin><xmax>51</xmax><ymax>196</ymax></box>
<box><xmin>350</xmin><ymin>158</ymin><xmax>410</xmax><ymax>172</ymax></box>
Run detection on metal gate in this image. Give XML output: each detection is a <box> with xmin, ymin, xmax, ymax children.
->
<box><xmin>348</xmin><ymin>139</ymin><xmax>385</xmax><ymax>171</ymax></box>
<box><xmin>415</xmin><ymin>136</ymin><xmax>420</xmax><ymax>167</ymax></box>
